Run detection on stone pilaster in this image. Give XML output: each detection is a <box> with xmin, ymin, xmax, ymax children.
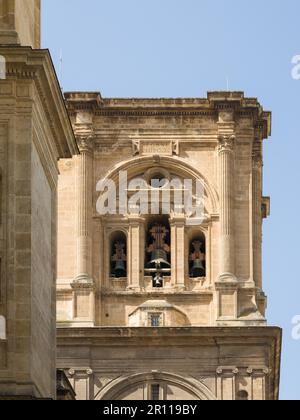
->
<box><xmin>71</xmin><ymin>133</ymin><xmax>95</xmax><ymax>325</ymax></box>
<box><xmin>252</xmin><ymin>138</ymin><xmax>263</xmax><ymax>290</ymax></box>
<box><xmin>247</xmin><ymin>368</ymin><xmax>270</xmax><ymax>400</ymax></box>
<box><xmin>216</xmin><ymin>367</ymin><xmax>239</xmax><ymax>400</ymax></box>
<box><xmin>74</xmin><ymin>135</ymin><xmax>94</xmax><ymax>285</ymax></box>
<box><xmin>170</xmin><ymin>215</ymin><xmax>186</xmax><ymax>290</ymax></box>
<box><xmin>127</xmin><ymin>216</ymin><xmax>145</xmax><ymax>291</ymax></box>
<box><xmin>217</xmin><ymin>124</ymin><xmax>236</xmax><ymax>282</ymax></box>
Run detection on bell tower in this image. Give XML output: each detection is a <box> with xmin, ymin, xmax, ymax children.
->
<box><xmin>56</xmin><ymin>92</ymin><xmax>281</xmax><ymax>400</ymax></box>
<box><xmin>0</xmin><ymin>0</ymin><xmax>40</xmax><ymax>48</ymax></box>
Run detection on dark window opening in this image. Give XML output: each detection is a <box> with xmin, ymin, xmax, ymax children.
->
<box><xmin>151</xmin><ymin>384</ymin><xmax>160</xmax><ymax>401</ymax></box>
<box><xmin>150</xmin><ymin>314</ymin><xmax>161</xmax><ymax>327</ymax></box>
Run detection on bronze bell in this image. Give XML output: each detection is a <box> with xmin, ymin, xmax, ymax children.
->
<box><xmin>114</xmin><ymin>260</ymin><xmax>126</xmax><ymax>278</ymax></box>
<box><xmin>147</xmin><ymin>249</ymin><xmax>170</xmax><ymax>269</ymax></box>
<box><xmin>190</xmin><ymin>259</ymin><xmax>205</xmax><ymax>278</ymax></box>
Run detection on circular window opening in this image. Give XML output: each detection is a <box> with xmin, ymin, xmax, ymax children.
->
<box><xmin>150</xmin><ymin>173</ymin><xmax>168</xmax><ymax>189</ymax></box>
<box><xmin>145</xmin><ymin>168</ymin><xmax>170</xmax><ymax>190</ymax></box>
<box><xmin>237</xmin><ymin>390</ymin><xmax>249</xmax><ymax>401</ymax></box>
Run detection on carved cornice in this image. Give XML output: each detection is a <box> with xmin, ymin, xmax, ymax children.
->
<box><xmin>64</xmin><ymin>92</ymin><xmax>272</xmax><ymax>141</ymax></box>
<box><xmin>0</xmin><ymin>46</ymin><xmax>78</xmax><ymax>158</ymax></box>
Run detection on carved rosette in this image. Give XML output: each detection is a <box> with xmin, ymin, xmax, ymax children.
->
<box><xmin>217</xmin><ymin>135</ymin><xmax>235</xmax><ymax>154</ymax></box>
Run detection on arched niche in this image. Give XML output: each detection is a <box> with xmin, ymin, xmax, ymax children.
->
<box><xmin>110</xmin><ymin>231</ymin><xmax>127</xmax><ymax>279</ymax></box>
<box><xmin>188</xmin><ymin>231</ymin><xmax>206</xmax><ymax>278</ymax></box>
<box><xmin>144</xmin><ymin>215</ymin><xmax>171</xmax><ymax>287</ymax></box>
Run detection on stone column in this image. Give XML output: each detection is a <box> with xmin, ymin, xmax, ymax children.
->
<box><xmin>127</xmin><ymin>216</ymin><xmax>144</xmax><ymax>291</ymax></box>
<box><xmin>71</xmin><ymin>135</ymin><xmax>95</xmax><ymax>326</ymax></box>
<box><xmin>252</xmin><ymin>142</ymin><xmax>263</xmax><ymax>290</ymax></box>
<box><xmin>170</xmin><ymin>215</ymin><xmax>186</xmax><ymax>290</ymax></box>
<box><xmin>218</xmin><ymin>133</ymin><xmax>236</xmax><ymax>282</ymax></box>
<box><xmin>74</xmin><ymin>135</ymin><xmax>94</xmax><ymax>284</ymax></box>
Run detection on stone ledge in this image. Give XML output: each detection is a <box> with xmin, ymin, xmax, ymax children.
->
<box><xmin>57</xmin><ymin>326</ymin><xmax>282</xmax><ymax>342</ymax></box>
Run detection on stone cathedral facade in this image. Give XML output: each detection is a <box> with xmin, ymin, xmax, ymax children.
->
<box><xmin>56</xmin><ymin>94</ymin><xmax>281</xmax><ymax>401</ymax></box>
<box><xmin>0</xmin><ymin>0</ymin><xmax>281</xmax><ymax>401</ymax></box>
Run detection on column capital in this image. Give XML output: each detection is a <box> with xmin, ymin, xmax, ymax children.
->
<box><xmin>127</xmin><ymin>215</ymin><xmax>146</xmax><ymax>226</ymax></box>
<box><xmin>252</xmin><ymin>151</ymin><xmax>263</xmax><ymax>170</ymax></box>
<box><xmin>76</xmin><ymin>134</ymin><xmax>95</xmax><ymax>154</ymax></box>
<box><xmin>217</xmin><ymin>134</ymin><xmax>235</xmax><ymax>154</ymax></box>
<box><xmin>169</xmin><ymin>213</ymin><xmax>186</xmax><ymax>226</ymax></box>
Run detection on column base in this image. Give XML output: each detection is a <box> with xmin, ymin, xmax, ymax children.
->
<box><xmin>0</xmin><ymin>30</ymin><xmax>20</xmax><ymax>46</ymax></box>
<box><xmin>217</xmin><ymin>272</ymin><xmax>238</xmax><ymax>284</ymax></box>
<box><xmin>72</xmin><ymin>274</ymin><xmax>94</xmax><ymax>289</ymax></box>
<box><xmin>126</xmin><ymin>286</ymin><xmax>142</xmax><ymax>293</ymax></box>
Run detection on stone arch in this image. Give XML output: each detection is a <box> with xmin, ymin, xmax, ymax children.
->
<box><xmin>95</xmin><ymin>371</ymin><xmax>216</xmax><ymax>401</ymax></box>
<box><xmin>97</xmin><ymin>155</ymin><xmax>219</xmax><ymax>215</ymax></box>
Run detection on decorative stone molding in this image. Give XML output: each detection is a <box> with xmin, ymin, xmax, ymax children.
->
<box><xmin>131</xmin><ymin>139</ymin><xmax>179</xmax><ymax>157</ymax></box>
<box><xmin>246</xmin><ymin>367</ymin><xmax>270</xmax><ymax>376</ymax></box>
<box><xmin>217</xmin><ymin>135</ymin><xmax>235</xmax><ymax>154</ymax></box>
<box><xmin>76</xmin><ymin>134</ymin><xmax>95</xmax><ymax>154</ymax></box>
<box><xmin>252</xmin><ymin>151</ymin><xmax>263</xmax><ymax>169</ymax></box>
<box><xmin>71</xmin><ymin>279</ymin><xmax>95</xmax><ymax>290</ymax></box>
<box><xmin>68</xmin><ymin>368</ymin><xmax>93</xmax><ymax>377</ymax></box>
<box><xmin>262</xmin><ymin>197</ymin><xmax>270</xmax><ymax>219</ymax></box>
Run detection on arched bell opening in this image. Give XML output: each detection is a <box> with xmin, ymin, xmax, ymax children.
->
<box><xmin>144</xmin><ymin>216</ymin><xmax>171</xmax><ymax>288</ymax></box>
<box><xmin>189</xmin><ymin>232</ymin><xmax>206</xmax><ymax>278</ymax></box>
<box><xmin>110</xmin><ymin>231</ymin><xmax>127</xmax><ymax>278</ymax></box>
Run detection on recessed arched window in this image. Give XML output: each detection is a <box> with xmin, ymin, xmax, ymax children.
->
<box><xmin>110</xmin><ymin>231</ymin><xmax>127</xmax><ymax>278</ymax></box>
<box><xmin>145</xmin><ymin>216</ymin><xmax>171</xmax><ymax>288</ymax></box>
<box><xmin>189</xmin><ymin>232</ymin><xmax>206</xmax><ymax>278</ymax></box>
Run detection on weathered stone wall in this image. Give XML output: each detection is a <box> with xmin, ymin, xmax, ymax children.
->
<box><xmin>0</xmin><ymin>47</ymin><xmax>77</xmax><ymax>399</ymax></box>
<box><xmin>31</xmin><ymin>144</ymin><xmax>55</xmax><ymax>397</ymax></box>
<box><xmin>57</xmin><ymin>327</ymin><xmax>281</xmax><ymax>401</ymax></box>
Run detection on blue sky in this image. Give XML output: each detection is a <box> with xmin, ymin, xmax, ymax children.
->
<box><xmin>42</xmin><ymin>0</ymin><xmax>300</xmax><ymax>400</ymax></box>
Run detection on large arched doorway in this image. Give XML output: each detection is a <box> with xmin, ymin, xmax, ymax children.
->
<box><xmin>95</xmin><ymin>372</ymin><xmax>216</xmax><ymax>401</ymax></box>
